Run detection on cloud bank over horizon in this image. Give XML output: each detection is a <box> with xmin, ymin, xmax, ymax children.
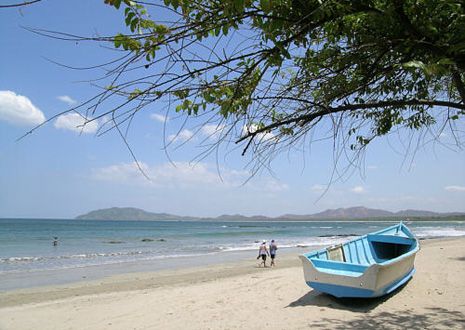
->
<box><xmin>91</xmin><ymin>161</ymin><xmax>289</xmax><ymax>193</ymax></box>
<box><xmin>445</xmin><ymin>185</ymin><xmax>465</xmax><ymax>192</ymax></box>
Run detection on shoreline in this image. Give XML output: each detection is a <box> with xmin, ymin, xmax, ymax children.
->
<box><xmin>1</xmin><ymin>237</ymin><xmax>464</xmax><ymax>329</ymax></box>
<box><xmin>0</xmin><ymin>247</ymin><xmax>307</xmax><ymax>292</ymax></box>
<box><xmin>0</xmin><ymin>235</ymin><xmax>456</xmax><ymax>293</ymax></box>
<box><xmin>0</xmin><ymin>237</ymin><xmax>463</xmax><ymax>300</ymax></box>
<box><xmin>0</xmin><ymin>248</ymin><xmax>303</xmax><ymax>308</ymax></box>
<box><xmin>2</xmin><ymin>219</ymin><xmax>464</xmax><ymax>292</ymax></box>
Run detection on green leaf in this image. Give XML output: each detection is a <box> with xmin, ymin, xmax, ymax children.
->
<box><xmin>260</xmin><ymin>0</ymin><xmax>270</xmax><ymax>12</ymax></box>
<box><xmin>402</xmin><ymin>61</ymin><xmax>426</xmax><ymax>70</ymax></box>
<box><xmin>113</xmin><ymin>0</ymin><xmax>122</xmax><ymax>9</ymax></box>
<box><xmin>171</xmin><ymin>0</ymin><xmax>179</xmax><ymax>10</ymax></box>
<box><xmin>125</xmin><ymin>12</ymin><xmax>135</xmax><ymax>26</ymax></box>
<box><xmin>130</xmin><ymin>18</ymin><xmax>138</xmax><ymax>32</ymax></box>
<box><xmin>436</xmin><ymin>58</ymin><xmax>455</xmax><ymax>66</ymax></box>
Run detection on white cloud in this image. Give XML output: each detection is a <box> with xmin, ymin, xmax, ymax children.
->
<box><xmin>92</xmin><ymin>162</ymin><xmax>151</xmax><ymax>183</ymax></box>
<box><xmin>444</xmin><ymin>185</ymin><xmax>465</xmax><ymax>192</ymax></box>
<box><xmin>243</xmin><ymin>124</ymin><xmax>275</xmax><ymax>141</ymax></box>
<box><xmin>153</xmin><ymin>162</ymin><xmax>224</xmax><ymax>187</ymax></box>
<box><xmin>57</xmin><ymin>95</ymin><xmax>77</xmax><ymax>106</ymax></box>
<box><xmin>350</xmin><ymin>186</ymin><xmax>366</xmax><ymax>194</ymax></box>
<box><xmin>150</xmin><ymin>113</ymin><xmax>169</xmax><ymax>123</ymax></box>
<box><xmin>92</xmin><ymin>161</ymin><xmax>288</xmax><ymax>193</ymax></box>
<box><xmin>201</xmin><ymin>124</ymin><xmax>226</xmax><ymax>139</ymax></box>
<box><xmin>0</xmin><ymin>90</ymin><xmax>46</xmax><ymax>126</ymax></box>
<box><xmin>54</xmin><ymin>113</ymin><xmax>98</xmax><ymax>134</ymax></box>
<box><xmin>260</xmin><ymin>179</ymin><xmax>289</xmax><ymax>193</ymax></box>
<box><xmin>93</xmin><ymin>161</ymin><xmax>239</xmax><ymax>187</ymax></box>
<box><xmin>310</xmin><ymin>184</ymin><xmax>327</xmax><ymax>192</ymax></box>
<box><xmin>168</xmin><ymin>129</ymin><xmax>194</xmax><ymax>143</ymax></box>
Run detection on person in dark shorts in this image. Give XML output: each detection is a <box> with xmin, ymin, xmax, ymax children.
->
<box><xmin>269</xmin><ymin>239</ymin><xmax>278</xmax><ymax>267</ymax></box>
<box><xmin>257</xmin><ymin>240</ymin><xmax>269</xmax><ymax>267</ymax></box>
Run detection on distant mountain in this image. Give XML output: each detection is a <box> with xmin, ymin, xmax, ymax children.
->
<box><xmin>304</xmin><ymin>207</ymin><xmax>464</xmax><ymax>219</ymax></box>
<box><xmin>75</xmin><ymin>206</ymin><xmax>464</xmax><ymax>221</ymax></box>
<box><xmin>394</xmin><ymin>209</ymin><xmax>442</xmax><ymax>217</ymax></box>
<box><xmin>76</xmin><ymin>207</ymin><xmax>196</xmax><ymax>221</ymax></box>
<box><xmin>277</xmin><ymin>214</ymin><xmax>315</xmax><ymax>220</ymax></box>
<box><xmin>215</xmin><ymin>214</ymin><xmax>270</xmax><ymax>221</ymax></box>
<box><xmin>309</xmin><ymin>206</ymin><xmax>393</xmax><ymax>219</ymax></box>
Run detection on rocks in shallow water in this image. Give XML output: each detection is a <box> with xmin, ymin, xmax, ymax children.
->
<box><xmin>105</xmin><ymin>238</ymin><xmax>166</xmax><ymax>243</ymax></box>
<box><xmin>141</xmin><ymin>238</ymin><xmax>166</xmax><ymax>242</ymax></box>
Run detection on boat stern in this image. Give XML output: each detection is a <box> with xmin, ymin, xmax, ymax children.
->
<box><xmin>298</xmin><ymin>255</ymin><xmax>379</xmax><ymax>297</ymax></box>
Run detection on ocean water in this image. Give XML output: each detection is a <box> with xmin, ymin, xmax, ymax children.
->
<box><xmin>1</xmin><ymin>218</ymin><xmax>465</xmax><ymax>276</ymax></box>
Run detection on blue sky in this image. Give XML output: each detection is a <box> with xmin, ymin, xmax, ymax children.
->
<box><xmin>0</xmin><ymin>1</ymin><xmax>464</xmax><ymax>218</ymax></box>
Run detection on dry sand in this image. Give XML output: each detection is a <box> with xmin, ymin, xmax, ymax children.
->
<box><xmin>1</xmin><ymin>237</ymin><xmax>464</xmax><ymax>330</ymax></box>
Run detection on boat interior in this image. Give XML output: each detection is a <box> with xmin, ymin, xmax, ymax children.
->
<box><xmin>302</xmin><ymin>223</ymin><xmax>418</xmax><ymax>276</ymax></box>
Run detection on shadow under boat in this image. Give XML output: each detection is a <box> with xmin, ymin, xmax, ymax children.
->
<box><xmin>288</xmin><ymin>271</ymin><xmax>413</xmax><ymax>312</ymax></box>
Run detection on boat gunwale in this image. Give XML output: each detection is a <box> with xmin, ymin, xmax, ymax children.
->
<box><xmin>303</xmin><ymin>222</ymin><xmax>420</xmax><ymax>270</ymax></box>
<box><xmin>299</xmin><ymin>222</ymin><xmax>419</xmax><ymax>297</ymax></box>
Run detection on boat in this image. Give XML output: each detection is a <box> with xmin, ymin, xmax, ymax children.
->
<box><xmin>299</xmin><ymin>222</ymin><xmax>419</xmax><ymax>298</ymax></box>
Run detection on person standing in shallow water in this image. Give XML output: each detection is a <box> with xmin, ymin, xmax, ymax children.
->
<box><xmin>269</xmin><ymin>239</ymin><xmax>278</xmax><ymax>267</ymax></box>
<box><xmin>257</xmin><ymin>240</ymin><xmax>269</xmax><ymax>267</ymax></box>
<box><xmin>53</xmin><ymin>237</ymin><xmax>58</xmax><ymax>246</ymax></box>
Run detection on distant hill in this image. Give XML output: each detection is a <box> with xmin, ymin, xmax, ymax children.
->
<box><xmin>295</xmin><ymin>207</ymin><xmax>464</xmax><ymax>219</ymax></box>
<box><xmin>215</xmin><ymin>214</ymin><xmax>270</xmax><ymax>221</ymax></box>
<box><xmin>76</xmin><ymin>206</ymin><xmax>464</xmax><ymax>221</ymax></box>
<box><xmin>308</xmin><ymin>206</ymin><xmax>393</xmax><ymax>219</ymax></box>
<box><xmin>394</xmin><ymin>209</ymin><xmax>441</xmax><ymax>217</ymax></box>
<box><xmin>76</xmin><ymin>207</ymin><xmax>196</xmax><ymax>221</ymax></box>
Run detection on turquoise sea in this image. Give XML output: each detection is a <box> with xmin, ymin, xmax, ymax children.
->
<box><xmin>1</xmin><ymin>218</ymin><xmax>464</xmax><ymax>289</ymax></box>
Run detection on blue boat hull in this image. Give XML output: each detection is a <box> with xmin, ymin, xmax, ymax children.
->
<box><xmin>299</xmin><ymin>222</ymin><xmax>419</xmax><ymax>298</ymax></box>
<box><xmin>306</xmin><ymin>268</ymin><xmax>416</xmax><ymax>298</ymax></box>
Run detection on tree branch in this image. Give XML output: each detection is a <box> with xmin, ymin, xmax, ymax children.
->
<box><xmin>0</xmin><ymin>0</ymin><xmax>42</xmax><ymax>8</ymax></box>
<box><xmin>236</xmin><ymin>99</ymin><xmax>465</xmax><ymax>144</ymax></box>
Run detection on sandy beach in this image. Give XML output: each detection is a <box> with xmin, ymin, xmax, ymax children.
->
<box><xmin>1</xmin><ymin>237</ymin><xmax>464</xmax><ymax>330</ymax></box>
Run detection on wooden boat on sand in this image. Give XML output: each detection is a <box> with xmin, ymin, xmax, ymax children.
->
<box><xmin>299</xmin><ymin>222</ymin><xmax>419</xmax><ymax>298</ymax></box>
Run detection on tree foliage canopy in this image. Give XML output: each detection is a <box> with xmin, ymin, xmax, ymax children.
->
<box><xmin>29</xmin><ymin>0</ymin><xmax>465</xmax><ymax>170</ymax></box>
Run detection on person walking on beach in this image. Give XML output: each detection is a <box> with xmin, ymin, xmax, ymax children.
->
<box><xmin>269</xmin><ymin>239</ymin><xmax>278</xmax><ymax>267</ymax></box>
<box><xmin>257</xmin><ymin>240</ymin><xmax>269</xmax><ymax>267</ymax></box>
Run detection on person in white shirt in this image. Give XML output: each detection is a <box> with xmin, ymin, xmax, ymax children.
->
<box><xmin>257</xmin><ymin>240</ymin><xmax>269</xmax><ymax>267</ymax></box>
